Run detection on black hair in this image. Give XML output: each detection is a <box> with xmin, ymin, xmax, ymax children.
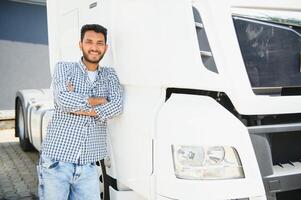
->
<box><xmin>80</xmin><ymin>24</ymin><xmax>107</xmax><ymax>43</ymax></box>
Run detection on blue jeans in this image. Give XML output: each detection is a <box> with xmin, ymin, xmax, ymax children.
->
<box><xmin>37</xmin><ymin>154</ymin><xmax>101</xmax><ymax>200</ymax></box>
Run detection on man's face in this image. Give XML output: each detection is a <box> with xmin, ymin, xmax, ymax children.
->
<box><xmin>79</xmin><ymin>30</ymin><xmax>107</xmax><ymax>64</ymax></box>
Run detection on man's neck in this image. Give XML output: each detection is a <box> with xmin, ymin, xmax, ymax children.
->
<box><xmin>82</xmin><ymin>58</ymin><xmax>99</xmax><ymax>71</ymax></box>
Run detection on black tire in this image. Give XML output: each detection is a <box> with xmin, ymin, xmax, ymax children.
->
<box><xmin>15</xmin><ymin>97</ymin><xmax>34</xmax><ymax>151</ymax></box>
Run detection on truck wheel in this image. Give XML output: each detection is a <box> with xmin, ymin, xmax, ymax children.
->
<box><xmin>15</xmin><ymin>98</ymin><xmax>33</xmax><ymax>151</ymax></box>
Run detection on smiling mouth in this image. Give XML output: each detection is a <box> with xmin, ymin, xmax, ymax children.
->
<box><xmin>89</xmin><ymin>51</ymin><xmax>100</xmax><ymax>56</ymax></box>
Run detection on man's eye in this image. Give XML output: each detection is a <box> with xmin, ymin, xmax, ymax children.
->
<box><xmin>85</xmin><ymin>41</ymin><xmax>92</xmax><ymax>44</ymax></box>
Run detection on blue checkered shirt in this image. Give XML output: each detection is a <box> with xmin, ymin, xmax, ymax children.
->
<box><xmin>41</xmin><ymin>60</ymin><xmax>123</xmax><ymax>164</ymax></box>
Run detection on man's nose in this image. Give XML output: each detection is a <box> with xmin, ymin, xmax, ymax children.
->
<box><xmin>91</xmin><ymin>44</ymin><xmax>97</xmax><ymax>51</ymax></box>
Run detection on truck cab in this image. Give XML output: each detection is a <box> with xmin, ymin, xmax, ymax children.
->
<box><xmin>15</xmin><ymin>0</ymin><xmax>301</xmax><ymax>199</ymax></box>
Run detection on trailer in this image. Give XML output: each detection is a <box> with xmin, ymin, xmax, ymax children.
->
<box><xmin>15</xmin><ymin>0</ymin><xmax>301</xmax><ymax>199</ymax></box>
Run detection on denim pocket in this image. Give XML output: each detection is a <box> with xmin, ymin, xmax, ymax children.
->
<box><xmin>40</xmin><ymin>154</ymin><xmax>60</xmax><ymax>169</ymax></box>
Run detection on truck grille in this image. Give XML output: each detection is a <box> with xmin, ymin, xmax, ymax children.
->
<box><xmin>276</xmin><ymin>189</ymin><xmax>301</xmax><ymax>200</ymax></box>
<box><xmin>270</xmin><ymin>131</ymin><xmax>301</xmax><ymax>165</ymax></box>
<box><xmin>248</xmin><ymin>123</ymin><xmax>301</xmax><ymax>197</ymax></box>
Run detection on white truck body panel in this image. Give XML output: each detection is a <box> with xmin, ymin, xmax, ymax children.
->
<box><xmin>106</xmin><ymin>86</ymin><xmax>164</xmax><ymax>197</ymax></box>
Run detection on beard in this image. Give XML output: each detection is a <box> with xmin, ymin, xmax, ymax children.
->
<box><xmin>82</xmin><ymin>50</ymin><xmax>104</xmax><ymax>64</ymax></box>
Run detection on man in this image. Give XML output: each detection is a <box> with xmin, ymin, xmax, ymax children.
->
<box><xmin>38</xmin><ymin>24</ymin><xmax>123</xmax><ymax>200</ymax></box>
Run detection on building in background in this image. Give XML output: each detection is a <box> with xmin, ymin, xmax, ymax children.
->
<box><xmin>0</xmin><ymin>0</ymin><xmax>50</xmax><ymax>110</ymax></box>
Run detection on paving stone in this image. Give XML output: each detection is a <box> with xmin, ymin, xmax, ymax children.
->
<box><xmin>1</xmin><ymin>188</ymin><xmax>15</xmax><ymax>194</ymax></box>
<box><xmin>14</xmin><ymin>186</ymin><xmax>28</xmax><ymax>191</ymax></box>
<box><xmin>0</xmin><ymin>130</ymin><xmax>39</xmax><ymax>200</ymax></box>
<box><xmin>4</xmin><ymin>191</ymin><xmax>18</xmax><ymax>197</ymax></box>
<box><xmin>1</xmin><ymin>181</ymin><xmax>13</xmax><ymax>188</ymax></box>
<box><xmin>19</xmin><ymin>196</ymin><xmax>37</xmax><ymax>200</ymax></box>
<box><xmin>5</xmin><ymin>196</ymin><xmax>20</xmax><ymax>200</ymax></box>
<box><xmin>18</xmin><ymin>191</ymin><xmax>31</xmax><ymax>197</ymax></box>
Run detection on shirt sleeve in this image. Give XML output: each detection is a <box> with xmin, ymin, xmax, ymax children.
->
<box><xmin>52</xmin><ymin>62</ymin><xmax>91</xmax><ymax>113</ymax></box>
<box><xmin>94</xmin><ymin>68</ymin><xmax>123</xmax><ymax>122</ymax></box>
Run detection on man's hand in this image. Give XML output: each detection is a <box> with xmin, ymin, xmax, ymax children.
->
<box><xmin>88</xmin><ymin>97</ymin><xmax>107</xmax><ymax>106</ymax></box>
<box><xmin>67</xmin><ymin>82</ymin><xmax>74</xmax><ymax>92</ymax></box>
<box><xmin>66</xmin><ymin>81</ymin><xmax>106</xmax><ymax>116</ymax></box>
<box><xmin>72</xmin><ymin>108</ymin><xmax>97</xmax><ymax>117</ymax></box>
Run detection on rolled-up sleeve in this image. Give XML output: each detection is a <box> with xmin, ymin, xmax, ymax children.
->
<box><xmin>53</xmin><ymin>62</ymin><xmax>90</xmax><ymax>113</ymax></box>
<box><xmin>94</xmin><ymin>68</ymin><xmax>123</xmax><ymax>122</ymax></box>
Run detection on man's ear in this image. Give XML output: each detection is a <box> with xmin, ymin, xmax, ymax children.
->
<box><xmin>79</xmin><ymin>41</ymin><xmax>83</xmax><ymax>51</ymax></box>
<box><xmin>104</xmin><ymin>44</ymin><xmax>108</xmax><ymax>53</ymax></box>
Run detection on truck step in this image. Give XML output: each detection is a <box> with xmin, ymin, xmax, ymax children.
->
<box><xmin>200</xmin><ymin>50</ymin><xmax>212</xmax><ymax>57</ymax></box>
<box><xmin>195</xmin><ymin>22</ymin><xmax>204</xmax><ymax>29</ymax></box>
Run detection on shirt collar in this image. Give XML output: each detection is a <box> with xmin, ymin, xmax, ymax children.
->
<box><xmin>78</xmin><ymin>57</ymin><xmax>102</xmax><ymax>74</ymax></box>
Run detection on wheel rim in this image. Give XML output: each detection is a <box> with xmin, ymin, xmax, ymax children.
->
<box><xmin>17</xmin><ymin>102</ymin><xmax>25</xmax><ymax>140</ymax></box>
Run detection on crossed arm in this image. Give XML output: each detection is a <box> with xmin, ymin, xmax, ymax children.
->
<box><xmin>72</xmin><ymin>95</ymin><xmax>107</xmax><ymax>117</ymax></box>
<box><xmin>62</xmin><ymin>81</ymin><xmax>106</xmax><ymax>116</ymax></box>
<box><xmin>53</xmin><ymin>63</ymin><xmax>123</xmax><ymax>120</ymax></box>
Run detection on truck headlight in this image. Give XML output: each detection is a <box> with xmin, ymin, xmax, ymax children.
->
<box><xmin>171</xmin><ymin>145</ymin><xmax>244</xmax><ymax>180</ymax></box>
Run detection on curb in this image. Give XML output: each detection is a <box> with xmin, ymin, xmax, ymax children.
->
<box><xmin>0</xmin><ymin>110</ymin><xmax>15</xmax><ymax>130</ymax></box>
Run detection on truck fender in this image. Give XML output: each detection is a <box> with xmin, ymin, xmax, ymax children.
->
<box><xmin>155</xmin><ymin>93</ymin><xmax>265</xmax><ymax>199</ymax></box>
<box><xmin>15</xmin><ymin>89</ymin><xmax>52</xmax><ymax>139</ymax></box>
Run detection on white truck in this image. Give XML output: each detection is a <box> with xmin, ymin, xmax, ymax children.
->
<box><xmin>15</xmin><ymin>0</ymin><xmax>301</xmax><ymax>199</ymax></box>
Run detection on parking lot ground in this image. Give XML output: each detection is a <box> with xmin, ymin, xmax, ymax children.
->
<box><xmin>0</xmin><ymin>129</ymin><xmax>39</xmax><ymax>200</ymax></box>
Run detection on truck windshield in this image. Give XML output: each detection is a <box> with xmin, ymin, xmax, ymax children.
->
<box><xmin>233</xmin><ymin>15</ymin><xmax>301</xmax><ymax>95</ymax></box>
